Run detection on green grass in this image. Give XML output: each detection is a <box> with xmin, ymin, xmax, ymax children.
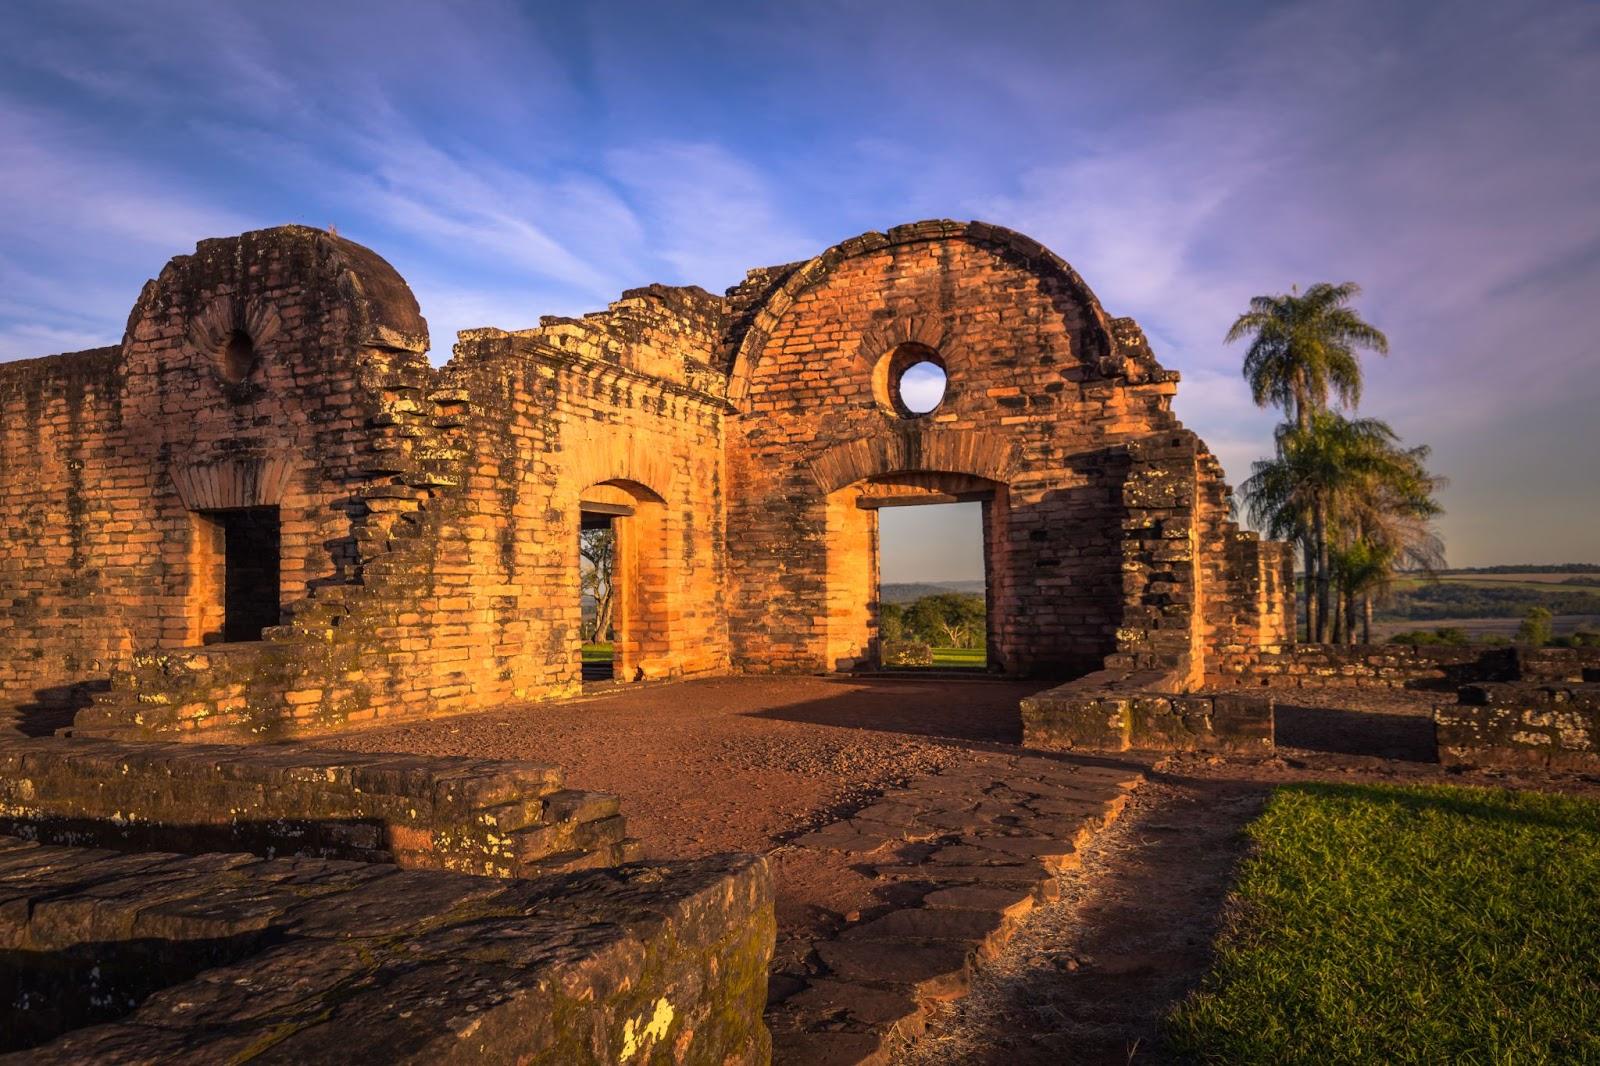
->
<box><xmin>1168</xmin><ymin>783</ymin><xmax>1600</xmax><ymax>1065</ymax></box>
<box><xmin>930</xmin><ymin>646</ymin><xmax>986</xmax><ymax>668</ymax></box>
<box><xmin>580</xmin><ymin>642</ymin><xmax>613</xmax><ymax>664</ymax></box>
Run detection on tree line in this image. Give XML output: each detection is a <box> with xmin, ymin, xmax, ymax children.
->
<box><xmin>1231</xmin><ymin>283</ymin><xmax>1445</xmax><ymax>644</ymax></box>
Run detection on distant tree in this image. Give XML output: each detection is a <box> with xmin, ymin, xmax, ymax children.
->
<box><xmin>1228</xmin><ymin>283</ymin><xmax>1388</xmax><ymax>639</ymax></box>
<box><xmin>580</xmin><ymin>528</ymin><xmax>615</xmax><ymax>642</ymax></box>
<box><xmin>1516</xmin><ymin>606</ymin><xmax>1553</xmax><ymax>648</ymax></box>
<box><xmin>902</xmin><ymin>593</ymin><xmax>985</xmax><ymax>648</ymax></box>
<box><xmin>879</xmin><ymin>601</ymin><xmax>906</xmax><ymax>643</ymax></box>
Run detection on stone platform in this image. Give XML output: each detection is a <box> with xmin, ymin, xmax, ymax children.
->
<box><xmin>763</xmin><ymin>753</ymin><xmax>1145</xmax><ymax>1064</ymax></box>
<box><xmin>0</xmin><ymin>836</ymin><xmax>773</xmax><ymax>1064</ymax></box>
<box><xmin>0</xmin><ymin>735</ymin><xmax>638</xmax><ymax>877</ymax></box>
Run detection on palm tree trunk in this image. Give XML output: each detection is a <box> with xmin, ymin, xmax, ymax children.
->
<box><xmin>1344</xmin><ymin>587</ymin><xmax>1358</xmax><ymax>644</ymax></box>
<box><xmin>1362</xmin><ymin>594</ymin><xmax>1373</xmax><ymax>644</ymax></box>
<box><xmin>1301</xmin><ymin>538</ymin><xmax>1315</xmax><ymax>643</ymax></box>
<box><xmin>1314</xmin><ymin>499</ymin><xmax>1331</xmax><ymax>643</ymax></box>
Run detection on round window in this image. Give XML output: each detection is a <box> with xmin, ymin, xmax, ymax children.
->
<box><xmin>897</xmin><ymin>360</ymin><xmax>947</xmax><ymax>414</ymax></box>
<box><xmin>873</xmin><ymin>342</ymin><xmax>948</xmax><ymax>418</ymax></box>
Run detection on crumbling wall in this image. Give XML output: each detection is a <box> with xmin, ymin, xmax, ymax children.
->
<box><xmin>1437</xmin><ymin>682</ymin><xmax>1600</xmax><ymax>770</ymax></box>
<box><xmin>0</xmin><ymin>227</ymin><xmax>429</xmax><ymax>725</ymax></box>
<box><xmin>0</xmin><ymin>347</ymin><xmax>127</xmax><ymax>707</ymax></box>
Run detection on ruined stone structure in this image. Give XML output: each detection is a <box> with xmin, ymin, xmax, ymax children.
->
<box><xmin>0</xmin><ymin>221</ymin><xmax>1293</xmax><ymax>740</ymax></box>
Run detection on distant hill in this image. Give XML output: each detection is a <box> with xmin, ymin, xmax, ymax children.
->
<box><xmin>881</xmin><ymin>580</ymin><xmax>985</xmax><ymax>604</ymax></box>
<box><xmin>1442</xmin><ymin>564</ymin><xmax>1600</xmax><ymax>574</ymax></box>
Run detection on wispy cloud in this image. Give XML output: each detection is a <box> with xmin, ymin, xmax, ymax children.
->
<box><xmin>607</xmin><ymin>142</ymin><xmax>820</xmax><ymax>289</ymax></box>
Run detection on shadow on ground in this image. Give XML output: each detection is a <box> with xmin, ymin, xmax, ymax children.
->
<box><xmin>1275</xmin><ymin>702</ymin><xmax>1438</xmax><ymax>762</ymax></box>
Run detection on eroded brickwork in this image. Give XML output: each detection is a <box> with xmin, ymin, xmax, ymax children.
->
<box><xmin>0</xmin><ymin>221</ymin><xmax>1292</xmax><ymax>740</ymax></box>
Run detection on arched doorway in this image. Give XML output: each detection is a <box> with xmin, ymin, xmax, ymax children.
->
<box><xmin>578</xmin><ymin>479</ymin><xmax>670</xmax><ymax>683</ymax></box>
<box><xmin>824</xmin><ymin>470</ymin><xmax>1010</xmax><ymax>672</ymax></box>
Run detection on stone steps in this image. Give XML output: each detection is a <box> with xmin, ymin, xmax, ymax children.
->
<box><xmin>765</xmin><ymin>753</ymin><xmax>1145</xmax><ymax>1065</ymax></box>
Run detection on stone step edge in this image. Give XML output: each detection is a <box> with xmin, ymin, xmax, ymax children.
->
<box><xmin>767</xmin><ymin>767</ymin><xmax>1144</xmax><ymax>1066</ymax></box>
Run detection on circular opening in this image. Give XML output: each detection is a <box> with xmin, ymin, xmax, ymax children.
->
<box><xmin>221</xmin><ymin>330</ymin><xmax>257</xmax><ymax>384</ymax></box>
<box><xmin>897</xmin><ymin>360</ymin><xmax>947</xmax><ymax>415</ymax></box>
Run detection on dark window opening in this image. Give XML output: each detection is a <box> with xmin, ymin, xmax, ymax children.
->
<box><xmin>205</xmin><ymin>507</ymin><xmax>280</xmax><ymax>642</ymax></box>
<box><xmin>221</xmin><ymin>330</ymin><xmax>257</xmax><ymax>383</ymax></box>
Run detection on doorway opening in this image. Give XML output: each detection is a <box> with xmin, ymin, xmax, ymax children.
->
<box><xmin>579</xmin><ymin>506</ymin><xmax>623</xmax><ymax>683</ymax></box>
<box><xmin>876</xmin><ymin>499</ymin><xmax>989</xmax><ymax>670</ymax></box>
<box><xmin>577</xmin><ymin>478</ymin><xmax>671</xmax><ymax>685</ymax></box>
<box><xmin>191</xmin><ymin>506</ymin><xmax>281</xmax><ymax>644</ymax></box>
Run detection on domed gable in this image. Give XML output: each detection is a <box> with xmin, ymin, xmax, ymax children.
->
<box><xmin>127</xmin><ymin>225</ymin><xmax>429</xmax><ymax>359</ymax></box>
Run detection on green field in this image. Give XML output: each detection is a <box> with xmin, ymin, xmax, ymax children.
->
<box><xmin>580</xmin><ymin>642</ymin><xmax>612</xmax><ymax>664</ymax></box>
<box><xmin>930</xmin><ymin>646</ymin><xmax>986</xmax><ymax>668</ymax></box>
<box><xmin>1168</xmin><ymin>783</ymin><xmax>1600</xmax><ymax>1064</ymax></box>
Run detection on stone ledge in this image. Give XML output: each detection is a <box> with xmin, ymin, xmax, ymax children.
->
<box><xmin>0</xmin><ymin>736</ymin><xmax>639</xmax><ymax>878</ymax></box>
<box><xmin>0</xmin><ymin>836</ymin><xmax>773</xmax><ymax>1064</ymax></box>
<box><xmin>1021</xmin><ymin>671</ymin><xmax>1273</xmax><ymax>754</ymax></box>
<box><xmin>1436</xmin><ymin>682</ymin><xmax>1600</xmax><ymax>771</ymax></box>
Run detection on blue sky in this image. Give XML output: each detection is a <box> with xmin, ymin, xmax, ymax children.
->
<box><xmin>3</xmin><ymin>0</ymin><xmax>1597</xmax><ymax>570</ymax></box>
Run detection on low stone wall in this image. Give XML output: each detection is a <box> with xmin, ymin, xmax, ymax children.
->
<box><xmin>0</xmin><ymin>836</ymin><xmax>774</xmax><ymax>1064</ymax></box>
<box><xmin>1205</xmin><ymin>644</ymin><xmax>1515</xmax><ymax>691</ymax></box>
<box><xmin>1515</xmin><ymin>647</ymin><xmax>1600</xmax><ymax>684</ymax></box>
<box><xmin>0</xmin><ymin>736</ymin><xmax>637</xmax><ymax>878</ymax></box>
<box><xmin>1021</xmin><ymin>670</ymin><xmax>1274</xmax><ymax>754</ymax></box>
<box><xmin>1436</xmin><ymin>683</ymin><xmax>1600</xmax><ymax>771</ymax></box>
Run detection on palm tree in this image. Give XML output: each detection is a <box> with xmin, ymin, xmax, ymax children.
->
<box><xmin>1329</xmin><ymin>441</ymin><xmax>1446</xmax><ymax>642</ymax></box>
<box><xmin>1243</xmin><ymin>413</ymin><xmax>1397</xmax><ymax>641</ymax></box>
<box><xmin>1228</xmin><ymin>282</ymin><xmax>1389</xmax><ymax>638</ymax></box>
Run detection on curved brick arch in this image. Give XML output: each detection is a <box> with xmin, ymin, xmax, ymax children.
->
<box><xmin>807</xmin><ymin>428</ymin><xmax>1017</xmax><ymax>495</ymax></box>
<box><xmin>727</xmin><ymin>219</ymin><xmax>1117</xmax><ymax>406</ymax></box>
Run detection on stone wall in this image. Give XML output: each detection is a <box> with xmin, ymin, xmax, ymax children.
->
<box><xmin>0</xmin><ymin>836</ymin><xmax>774</xmax><ymax>1064</ymax></box>
<box><xmin>1021</xmin><ymin>669</ymin><xmax>1274</xmax><ymax>754</ymax></box>
<box><xmin>42</xmin><ymin>245</ymin><xmax>733</xmax><ymax>740</ymax></box>
<box><xmin>1436</xmin><ymin>682</ymin><xmax>1600</xmax><ymax>771</ymax></box>
<box><xmin>1206</xmin><ymin>643</ymin><xmax>1518</xmax><ymax>691</ymax></box>
<box><xmin>0</xmin><ymin>735</ymin><xmax>635</xmax><ymax>877</ymax></box>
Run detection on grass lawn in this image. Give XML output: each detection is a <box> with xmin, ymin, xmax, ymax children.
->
<box><xmin>1169</xmin><ymin>783</ymin><xmax>1600</xmax><ymax>1064</ymax></box>
<box><xmin>930</xmin><ymin>646</ymin><xmax>987</xmax><ymax>668</ymax></box>
<box><xmin>580</xmin><ymin>641</ymin><xmax>613</xmax><ymax>664</ymax></box>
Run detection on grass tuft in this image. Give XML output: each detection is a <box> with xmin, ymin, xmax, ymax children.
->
<box><xmin>1168</xmin><ymin>782</ymin><xmax>1600</xmax><ymax>1064</ymax></box>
